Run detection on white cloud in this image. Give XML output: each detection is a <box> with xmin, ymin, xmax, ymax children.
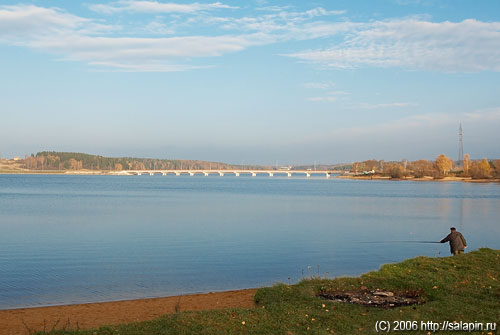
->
<box><xmin>307</xmin><ymin>96</ymin><xmax>337</xmax><ymax>102</ymax></box>
<box><xmin>303</xmin><ymin>82</ymin><xmax>333</xmax><ymax>89</ymax></box>
<box><xmin>87</xmin><ymin>61</ymin><xmax>206</xmax><ymax>72</ymax></box>
<box><xmin>286</xmin><ymin>19</ymin><xmax>500</xmax><ymax>72</ymax></box>
<box><xmin>211</xmin><ymin>8</ymin><xmax>349</xmax><ymax>34</ymax></box>
<box><xmin>303</xmin><ymin>8</ymin><xmax>346</xmax><ymax>17</ymax></box>
<box><xmin>256</xmin><ymin>5</ymin><xmax>293</xmax><ymax>12</ymax></box>
<box><xmin>290</xmin><ymin>107</ymin><xmax>500</xmax><ymax>161</ymax></box>
<box><xmin>0</xmin><ymin>3</ymin><xmax>352</xmax><ymax>72</ymax></box>
<box><xmin>32</xmin><ymin>34</ymin><xmax>254</xmax><ymax>70</ymax></box>
<box><xmin>89</xmin><ymin>1</ymin><xmax>237</xmax><ymax>15</ymax></box>
<box><xmin>2</xmin><ymin>4</ymin><xmax>499</xmax><ymax>73</ymax></box>
<box><xmin>0</xmin><ymin>4</ymin><xmax>257</xmax><ymax>71</ymax></box>
<box><xmin>328</xmin><ymin>90</ymin><xmax>349</xmax><ymax>96</ymax></box>
<box><xmin>0</xmin><ymin>5</ymin><xmax>104</xmax><ymax>42</ymax></box>
<box><xmin>304</xmin><ymin>82</ymin><xmax>351</xmax><ymax>102</ymax></box>
<box><xmin>306</xmin><ymin>90</ymin><xmax>350</xmax><ymax>103</ymax></box>
<box><xmin>144</xmin><ymin>20</ymin><xmax>175</xmax><ymax>34</ymax></box>
<box><xmin>358</xmin><ymin>102</ymin><xmax>415</xmax><ymax>109</ymax></box>
<box><xmin>0</xmin><ymin>4</ymin><xmax>349</xmax><ymax>71</ymax></box>
<box><xmin>463</xmin><ymin>107</ymin><xmax>500</xmax><ymax>121</ymax></box>
<box><xmin>328</xmin><ymin>108</ymin><xmax>500</xmax><ymax>140</ymax></box>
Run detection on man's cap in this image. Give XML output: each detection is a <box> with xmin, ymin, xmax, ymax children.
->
<box><xmin>450</xmin><ymin>227</ymin><xmax>456</xmax><ymax>230</ymax></box>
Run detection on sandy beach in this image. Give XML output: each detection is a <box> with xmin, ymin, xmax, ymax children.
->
<box><xmin>336</xmin><ymin>175</ymin><xmax>500</xmax><ymax>182</ymax></box>
<box><xmin>0</xmin><ymin>289</ymin><xmax>257</xmax><ymax>335</ymax></box>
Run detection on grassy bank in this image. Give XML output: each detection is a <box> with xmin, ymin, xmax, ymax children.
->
<box><xmin>38</xmin><ymin>248</ymin><xmax>499</xmax><ymax>335</ymax></box>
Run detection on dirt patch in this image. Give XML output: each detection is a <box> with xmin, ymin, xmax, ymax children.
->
<box><xmin>318</xmin><ymin>288</ymin><xmax>422</xmax><ymax>308</ymax></box>
<box><xmin>0</xmin><ymin>159</ymin><xmax>25</xmax><ymax>173</ymax></box>
<box><xmin>0</xmin><ymin>289</ymin><xmax>257</xmax><ymax>335</ymax></box>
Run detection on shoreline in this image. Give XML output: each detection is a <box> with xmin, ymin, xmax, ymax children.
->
<box><xmin>2</xmin><ymin>250</ymin><xmax>498</xmax><ymax>334</ymax></box>
<box><xmin>0</xmin><ymin>288</ymin><xmax>257</xmax><ymax>335</ymax></box>
<box><xmin>1</xmin><ymin>170</ymin><xmax>499</xmax><ymax>183</ymax></box>
<box><xmin>336</xmin><ymin>175</ymin><xmax>500</xmax><ymax>183</ymax></box>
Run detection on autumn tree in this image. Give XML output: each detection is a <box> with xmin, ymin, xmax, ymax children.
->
<box><xmin>362</xmin><ymin>159</ymin><xmax>380</xmax><ymax>172</ymax></box>
<box><xmin>463</xmin><ymin>154</ymin><xmax>470</xmax><ymax>175</ymax></box>
<box><xmin>352</xmin><ymin>162</ymin><xmax>359</xmax><ymax>174</ymax></box>
<box><xmin>493</xmin><ymin>160</ymin><xmax>500</xmax><ymax>178</ymax></box>
<box><xmin>69</xmin><ymin>158</ymin><xmax>77</xmax><ymax>169</ymax></box>
<box><xmin>435</xmin><ymin>154</ymin><xmax>453</xmax><ymax>176</ymax></box>
<box><xmin>37</xmin><ymin>155</ymin><xmax>45</xmax><ymax>170</ymax></box>
<box><xmin>114</xmin><ymin>163</ymin><xmax>123</xmax><ymax>171</ymax></box>
<box><xmin>68</xmin><ymin>158</ymin><xmax>82</xmax><ymax>170</ymax></box>
<box><xmin>130</xmin><ymin>161</ymin><xmax>146</xmax><ymax>170</ymax></box>
<box><xmin>383</xmin><ymin>162</ymin><xmax>404</xmax><ymax>178</ymax></box>
<box><xmin>24</xmin><ymin>155</ymin><xmax>36</xmax><ymax>169</ymax></box>
<box><xmin>407</xmin><ymin>159</ymin><xmax>438</xmax><ymax>178</ymax></box>
<box><xmin>469</xmin><ymin>158</ymin><xmax>492</xmax><ymax>179</ymax></box>
<box><xmin>402</xmin><ymin>159</ymin><xmax>408</xmax><ymax>175</ymax></box>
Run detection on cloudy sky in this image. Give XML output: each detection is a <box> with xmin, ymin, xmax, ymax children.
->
<box><xmin>1</xmin><ymin>0</ymin><xmax>499</xmax><ymax>164</ymax></box>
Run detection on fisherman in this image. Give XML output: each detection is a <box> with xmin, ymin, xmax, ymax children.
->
<box><xmin>440</xmin><ymin>227</ymin><xmax>467</xmax><ymax>255</ymax></box>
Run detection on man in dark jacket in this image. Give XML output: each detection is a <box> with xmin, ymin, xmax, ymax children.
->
<box><xmin>440</xmin><ymin>227</ymin><xmax>467</xmax><ymax>255</ymax></box>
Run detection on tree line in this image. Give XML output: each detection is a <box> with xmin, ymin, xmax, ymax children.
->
<box><xmin>23</xmin><ymin>152</ymin><xmax>268</xmax><ymax>171</ymax></box>
<box><xmin>351</xmin><ymin>154</ymin><xmax>500</xmax><ymax>179</ymax></box>
<box><xmin>19</xmin><ymin>151</ymin><xmax>500</xmax><ymax>179</ymax></box>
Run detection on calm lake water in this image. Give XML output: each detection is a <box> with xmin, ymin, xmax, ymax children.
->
<box><xmin>0</xmin><ymin>174</ymin><xmax>499</xmax><ymax>309</ymax></box>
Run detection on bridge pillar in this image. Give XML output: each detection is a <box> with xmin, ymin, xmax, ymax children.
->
<box><xmin>268</xmin><ymin>172</ymin><xmax>274</xmax><ymax>177</ymax></box>
<box><xmin>162</xmin><ymin>172</ymin><xmax>167</xmax><ymax>176</ymax></box>
<box><xmin>306</xmin><ymin>173</ymin><xmax>311</xmax><ymax>178</ymax></box>
<box><xmin>204</xmin><ymin>172</ymin><xmax>209</xmax><ymax>176</ymax></box>
<box><xmin>252</xmin><ymin>172</ymin><xmax>257</xmax><ymax>177</ymax></box>
<box><xmin>218</xmin><ymin>172</ymin><xmax>224</xmax><ymax>176</ymax></box>
<box><xmin>137</xmin><ymin>172</ymin><xmax>142</xmax><ymax>176</ymax></box>
<box><xmin>175</xmin><ymin>172</ymin><xmax>181</xmax><ymax>176</ymax></box>
<box><xmin>149</xmin><ymin>172</ymin><xmax>154</xmax><ymax>176</ymax></box>
<box><xmin>189</xmin><ymin>172</ymin><xmax>195</xmax><ymax>176</ymax></box>
<box><xmin>287</xmin><ymin>172</ymin><xmax>292</xmax><ymax>177</ymax></box>
<box><xmin>235</xmin><ymin>172</ymin><xmax>240</xmax><ymax>177</ymax></box>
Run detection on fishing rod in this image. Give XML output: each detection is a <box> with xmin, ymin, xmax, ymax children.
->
<box><xmin>356</xmin><ymin>240</ymin><xmax>441</xmax><ymax>244</ymax></box>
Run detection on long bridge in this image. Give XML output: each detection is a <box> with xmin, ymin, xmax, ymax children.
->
<box><xmin>119</xmin><ymin>169</ymin><xmax>341</xmax><ymax>178</ymax></box>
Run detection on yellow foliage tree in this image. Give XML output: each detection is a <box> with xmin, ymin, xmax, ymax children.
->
<box><xmin>435</xmin><ymin>154</ymin><xmax>453</xmax><ymax>176</ymax></box>
<box><xmin>383</xmin><ymin>162</ymin><xmax>404</xmax><ymax>178</ymax></box>
<box><xmin>408</xmin><ymin>159</ymin><xmax>438</xmax><ymax>178</ymax></box>
<box><xmin>493</xmin><ymin>159</ymin><xmax>500</xmax><ymax>178</ymax></box>
<box><xmin>130</xmin><ymin>161</ymin><xmax>146</xmax><ymax>170</ymax></box>
<box><xmin>463</xmin><ymin>154</ymin><xmax>470</xmax><ymax>174</ymax></box>
<box><xmin>479</xmin><ymin>158</ymin><xmax>492</xmax><ymax>177</ymax></box>
<box><xmin>470</xmin><ymin>158</ymin><xmax>491</xmax><ymax>179</ymax></box>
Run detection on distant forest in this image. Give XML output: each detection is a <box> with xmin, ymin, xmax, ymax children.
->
<box><xmin>23</xmin><ymin>152</ymin><xmax>269</xmax><ymax>171</ymax></box>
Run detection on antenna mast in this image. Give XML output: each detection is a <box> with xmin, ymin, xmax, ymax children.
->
<box><xmin>458</xmin><ymin>123</ymin><xmax>464</xmax><ymax>166</ymax></box>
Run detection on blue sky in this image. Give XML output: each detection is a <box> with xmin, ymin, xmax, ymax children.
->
<box><xmin>1</xmin><ymin>0</ymin><xmax>499</xmax><ymax>164</ymax></box>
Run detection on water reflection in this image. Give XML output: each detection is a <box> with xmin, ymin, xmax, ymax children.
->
<box><xmin>0</xmin><ymin>175</ymin><xmax>499</xmax><ymax>309</ymax></box>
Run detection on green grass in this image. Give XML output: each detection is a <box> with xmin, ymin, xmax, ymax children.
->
<box><xmin>38</xmin><ymin>248</ymin><xmax>500</xmax><ymax>335</ymax></box>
